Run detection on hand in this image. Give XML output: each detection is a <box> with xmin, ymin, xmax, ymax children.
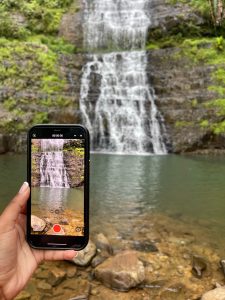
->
<box><xmin>0</xmin><ymin>182</ymin><xmax>77</xmax><ymax>300</ymax></box>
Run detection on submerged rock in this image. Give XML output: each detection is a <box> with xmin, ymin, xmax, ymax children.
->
<box><xmin>72</xmin><ymin>240</ymin><xmax>96</xmax><ymax>266</ymax></box>
<box><xmin>201</xmin><ymin>287</ymin><xmax>225</xmax><ymax>300</ymax></box>
<box><xmin>47</xmin><ymin>266</ymin><xmax>66</xmax><ymax>286</ymax></box>
<box><xmin>94</xmin><ymin>250</ymin><xmax>145</xmax><ymax>291</ymax></box>
<box><xmin>37</xmin><ymin>281</ymin><xmax>52</xmax><ymax>293</ymax></box>
<box><xmin>192</xmin><ymin>255</ymin><xmax>209</xmax><ymax>278</ymax></box>
<box><xmin>91</xmin><ymin>255</ymin><xmax>107</xmax><ymax>268</ymax></box>
<box><xmin>15</xmin><ymin>291</ymin><xmax>31</xmax><ymax>300</ymax></box>
<box><xmin>95</xmin><ymin>233</ymin><xmax>113</xmax><ymax>255</ymax></box>
<box><xmin>31</xmin><ymin>215</ymin><xmax>46</xmax><ymax>232</ymax></box>
<box><xmin>132</xmin><ymin>240</ymin><xmax>158</xmax><ymax>252</ymax></box>
<box><xmin>220</xmin><ymin>260</ymin><xmax>225</xmax><ymax>277</ymax></box>
<box><xmin>160</xmin><ymin>283</ymin><xmax>186</xmax><ymax>300</ymax></box>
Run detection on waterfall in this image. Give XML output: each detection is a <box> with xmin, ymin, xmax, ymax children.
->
<box><xmin>80</xmin><ymin>0</ymin><xmax>167</xmax><ymax>154</ymax></box>
<box><xmin>40</xmin><ymin>139</ymin><xmax>69</xmax><ymax>188</ymax></box>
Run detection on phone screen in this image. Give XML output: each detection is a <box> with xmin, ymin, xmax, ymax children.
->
<box><xmin>30</xmin><ymin>137</ymin><xmax>85</xmax><ymax>237</ymax></box>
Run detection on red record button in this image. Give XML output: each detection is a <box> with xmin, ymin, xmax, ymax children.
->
<box><xmin>53</xmin><ymin>224</ymin><xmax>61</xmax><ymax>233</ymax></box>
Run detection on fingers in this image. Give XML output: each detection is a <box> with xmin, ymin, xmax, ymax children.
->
<box><xmin>43</xmin><ymin>250</ymin><xmax>78</xmax><ymax>261</ymax></box>
<box><xmin>0</xmin><ymin>182</ymin><xmax>30</xmax><ymax>232</ymax></box>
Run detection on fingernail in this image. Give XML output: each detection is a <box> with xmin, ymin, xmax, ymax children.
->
<box><xmin>19</xmin><ymin>182</ymin><xmax>29</xmax><ymax>194</ymax></box>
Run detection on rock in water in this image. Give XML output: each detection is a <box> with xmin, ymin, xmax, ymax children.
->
<box><xmin>47</xmin><ymin>267</ymin><xmax>66</xmax><ymax>286</ymax></box>
<box><xmin>201</xmin><ymin>287</ymin><xmax>225</xmax><ymax>300</ymax></box>
<box><xmin>220</xmin><ymin>260</ymin><xmax>225</xmax><ymax>277</ymax></box>
<box><xmin>31</xmin><ymin>215</ymin><xmax>46</xmax><ymax>232</ymax></box>
<box><xmin>95</xmin><ymin>233</ymin><xmax>113</xmax><ymax>255</ymax></box>
<box><xmin>72</xmin><ymin>240</ymin><xmax>96</xmax><ymax>266</ymax></box>
<box><xmin>132</xmin><ymin>240</ymin><xmax>158</xmax><ymax>252</ymax></box>
<box><xmin>94</xmin><ymin>250</ymin><xmax>145</xmax><ymax>291</ymax></box>
<box><xmin>15</xmin><ymin>291</ymin><xmax>31</xmax><ymax>300</ymax></box>
<box><xmin>192</xmin><ymin>255</ymin><xmax>208</xmax><ymax>278</ymax></box>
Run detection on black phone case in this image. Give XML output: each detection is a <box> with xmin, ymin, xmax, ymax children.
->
<box><xmin>26</xmin><ymin>124</ymin><xmax>89</xmax><ymax>250</ymax></box>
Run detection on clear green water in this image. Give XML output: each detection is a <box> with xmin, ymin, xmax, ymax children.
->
<box><xmin>1</xmin><ymin>153</ymin><xmax>225</xmax><ymax>241</ymax></box>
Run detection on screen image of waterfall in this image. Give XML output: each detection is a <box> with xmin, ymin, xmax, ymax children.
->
<box><xmin>30</xmin><ymin>139</ymin><xmax>85</xmax><ymax>236</ymax></box>
<box><xmin>80</xmin><ymin>0</ymin><xmax>168</xmax><ymax>154</ymax></box>
<box><xmin>40</xmin><ymin>140</ymin><xmax>69</xmax><ymax>188</ymax></box>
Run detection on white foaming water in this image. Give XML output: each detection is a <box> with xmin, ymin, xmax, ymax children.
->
<box><xmin>83</xmin><ymin>0</ymin><xmax>150</xmax><ymax>50</ymax></box>
<box><xmin>80</xmin><ymin>0</ymin><xmax>167</xmax><ymax>154</ymax></box>
<box><xmin>40</xmin><ymin>139</ymin><xmax>69</xmax><ymax>188</ymax></box>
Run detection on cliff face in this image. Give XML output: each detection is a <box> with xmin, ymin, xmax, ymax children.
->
<box><xmin>146</xmin><ymin>0</ymin><xmax>225</xmax><ymax>153</ymax></box>
<box><xmin>0</xmin><ymin>0</ymin><xmax>85</xmax><ymax>153</ymax></box>
<box><xmin>0</xmin><ymin>0</ymin><xmax>225</xmax><ymax>154</ymax></box>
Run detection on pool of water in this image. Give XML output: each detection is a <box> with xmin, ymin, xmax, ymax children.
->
<box><xmin>1</xmin><ymin>153</ymin><xmax>225</xmax><ymax>248</ymax></box>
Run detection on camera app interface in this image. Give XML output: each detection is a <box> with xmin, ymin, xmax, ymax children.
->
<box><xmin>31</xmin><ymin>138</ymin><xmax>84</xmax><ymax>236</ymax></box>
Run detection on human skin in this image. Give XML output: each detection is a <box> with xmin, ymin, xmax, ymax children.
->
<box><xmin>0</xmin><ymin>182</ymin><xmax>77</xmax><ymax>300</ymax></box>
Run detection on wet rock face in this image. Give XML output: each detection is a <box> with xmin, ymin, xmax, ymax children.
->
<box><xmin>31</xmin><ymin>139</ymin><xmax>41</xmax><ymax>187</ymax></box>
<box><xmin>94</xmin><ymin>250</ymin><xmax>145</xmax><ymax>291</ymax></box>
<box><xmin>147</xmin><ymin>49</ymin><xmax>223</xmax><ymax>153</ymax></box>
<box><xmin>201</xmin><ymin>287</ymin><xmax>225</xmax><ymax>300</ymax></box>
<box><xmin>59</xmin><ymin>0</ymin><xmax>83</xmax><ymax>47</ymax></box>
<box><xmin>0</xmin><ymin>49</ymin><xmax>85</xmax><ymax>153</ymax></box>
<box><xmin>63</xmin><ymin>139</ymin><xmax>85</xmax><ymax>188</ymax></box>
<box><xmin>147</xmin><ymin>0</ymin><xmax>204</xmax><ymax>38</ymax></box>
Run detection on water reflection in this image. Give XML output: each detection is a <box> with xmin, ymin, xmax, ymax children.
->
<box><xmin>90</xmin><ymin>154</ymin><xmax>163</xmax><ymax>219</ymax></box>
<box><xmin>31</xmin><ymin>186</ymin><xmax>84</xmax><ymax>214</ymax></box>
<box><xmin>39</xmin><ymin>187</ymin><xmax>69</xmax><ymax>212</ymax></box>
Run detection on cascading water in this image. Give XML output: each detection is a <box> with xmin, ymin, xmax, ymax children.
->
<box><xmin>40</xmin><ymin>139</ymin><xmax>69</xmax><ymax>188</ymax></box>
<box><xmin>80</xmin><ymin>0</ymin><xmax>167</xmax><ymax>154</ymax></box>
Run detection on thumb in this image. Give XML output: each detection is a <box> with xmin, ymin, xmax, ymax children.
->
<box><xmin>0</xmin><ymin>182</ymin><xmax>30</xmax><ymax>232</ymax></box>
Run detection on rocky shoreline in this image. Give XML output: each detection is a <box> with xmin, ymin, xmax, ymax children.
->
<box><xmin>16</xmin><ymin>212</ymin><xmax>225</xmax><ymax>300</ymax></box>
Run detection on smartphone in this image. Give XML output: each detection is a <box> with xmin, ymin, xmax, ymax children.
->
<box><xmin>27</xmin><ymin>124</ymin><xmax>89</xmax><ymax>250</ymax></box>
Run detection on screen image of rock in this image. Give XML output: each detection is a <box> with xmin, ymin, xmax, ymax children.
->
<box><xmin>31</xmin><ymin>139</ymin><xmax>85</xmax><ymax>236</ymax></box>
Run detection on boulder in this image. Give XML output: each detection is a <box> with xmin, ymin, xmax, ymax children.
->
<box><xmin>31</xmin><ymin>215</ymin><xmax>46</xmax><ymax>232</ymax></box>
<box><xmin>201</xmin><ymin>287</ymin><xmax>225</xmax><ymax>300</ymax></box>
<box><xmin>94</xmin><ymin>250</ymin><xmax>145</xmax><ymax>291</ymax></box>
<box><xmin>72</xmin><ymin>240</ymin><xmax>96</xmax><ymax>266</ymax></box>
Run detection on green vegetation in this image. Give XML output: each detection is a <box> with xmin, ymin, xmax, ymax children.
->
<box><xmin>175</xmin><ymin>121</ymin><xmax>194</xmax><ymax>128</ymax></box>
<box><xmin>146</xmin><ymin>0</ymin><xmax>225</xmax><ymax>136</ymax></box>
<box><xmin>0</xmin><ymin>0</ymin><xmax>79</xmax><ymax>133</ymax></box>
<box><xmin>0</xmin><ymin>0</ymin><xmax>75</xmax><ymax>36</ymax></box>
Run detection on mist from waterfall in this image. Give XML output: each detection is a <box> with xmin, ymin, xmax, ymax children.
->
<box><xmin>80</xmin><ymin>0</ymin><xmax>167</xmax><ymax>154</ymax></box>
